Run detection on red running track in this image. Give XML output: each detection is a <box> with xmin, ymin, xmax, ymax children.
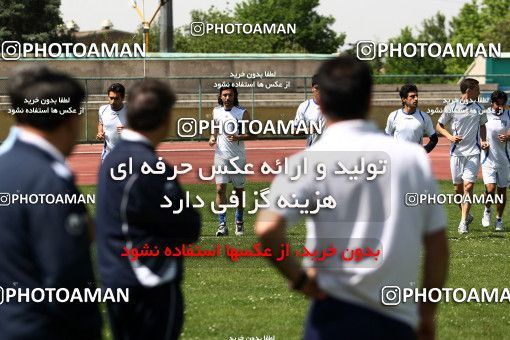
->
<box><xmin>68</xmin><ymin>137</ymin><xmax>457</xmax><ymax>186</ymax></box>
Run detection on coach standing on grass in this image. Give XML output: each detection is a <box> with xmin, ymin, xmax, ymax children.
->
<box><xmin>97</xmin><ymin>80</ymin><xmax>201</xmax><ymax>340</ymax></box>
<box><xmin>256</xmin><ymin>56</ymin><xmax>449</xmax><ymax>339</ymax></box>
<box><xmin>0</xmin><ymin>65</ymin><xmax>101</xmax><ymax>339</ymax></box>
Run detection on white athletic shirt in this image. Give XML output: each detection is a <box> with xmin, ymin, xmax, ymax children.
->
<box><xmin>294</xmin><ymin>99</ymin><xmax>325</xmax><ymax>147</ymax></box>
<box><xmin>99</xmin><ymin>104</ymin><xmax>127</xmax><ymax>152</ymax></box>
<box><xmin>267</xmin><ymin>119</ymin><xmax>446</xmax><ymax>329</ymax></box>
<box><xmin>481</xmin><ymin>108</ymin><xmax>510</xmax><ymax>168</ymax></box>
<box><xmin>213</xmin><ymin>105</ymin><xmax>246</xmax><ymax>159</ymax></box>
<box><xmin>438</xmin><ymin>100</ymin><xmax>487</xmax><ymax>157</ymax></box>
<box><xmin>385</xmin><ymin>108</ymin><xmax>435</xmax><ymax>144</ymax></box>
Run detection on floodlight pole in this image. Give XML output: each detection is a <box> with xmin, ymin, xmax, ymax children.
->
<box><xmin>159</xmin><ymin>0</ymin><xmax>173</xmax><ymax>51</ymax></box>
<box><xmin>130</xmin><ymin>0</ymin><xmax>168</xmax><ymax>52</ymax></box>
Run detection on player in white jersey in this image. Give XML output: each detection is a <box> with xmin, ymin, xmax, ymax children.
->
<box><xmin>385</xmin><ymin>84</ymin><xmax>438</xmax><ymax>153</ymax></box>
<box><xmin>436</xmin><ymin>78</ymin><xmax>489</xmax><ymax>234</ymax></box>
<box><xmin>96</xmin><ymin>83</ymin><xmax>127</xmax><ymax>162</ymax></box>
<box><xmin>480</xmin><ymin>90</ymin><xmax>510</xmax><ymax>231</ymax></box>
<box><xmin>293</xmin><ymin>74</ymin><xmax>325</xmax><ymax>147</ymax></box>
<box><xmin>209</xmin><ymin>84</ymin><xmax>255</xmax><ymax>236</ymax></box>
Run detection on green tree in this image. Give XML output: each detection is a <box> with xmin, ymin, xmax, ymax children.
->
<box><xmin>479</xmin><ymin>0</ymin><xmax>510</xmax><ymax>51</ymax></box>
<box><xmin>381</xmin><ymin>13</ymin><xmax>449</xmax><ymax>83</ymax></box>
<box><xmin>381</xmin><ymin>27</ymin><xmax>420</xmax><ymax>84</ymax></box>
<box><xmin>235</xmin><ymin>0</ymin><xmax>343</xmax><ymax>53</ymax></box>
<box><xmin>445</xmin><ymin>0</ymin><xmax>510</xmax><ymax>74</ymax></box>
<box><xmin>120</xmin><ymin>23</ymin><xmax>161</xmax><ymax>52</ymax></box>
<box><xmin>0</xmin><ymin>0</ymin><xmax>70</xmax><ymax>42</ymax></box>
<box><xmin>173</xmin><ymin>6</ymin><xmax>271</xmax><ymax>53</ymax></box>
<box><xmin>479</xmin><ymin>0</ymin><xmax>510</xmax><ymax>21</ymax></box>
<box><xmin>174</xmin><ymin>0</ymin><xmax>345</xmax><ymax>53</ymax></box>
<box><xmin>444</xmin><ymin>0</ymin><xmax>485</xmax><ymax>74</ymax></box>
<box><xmin>379</xmin><ymin>0</ymin><xmax>510</xmax><ymax>81</ymax></box>
<box><xmin>483</xmin><ymin>12</ymin><xmax>510</xmax><ymax>50</ymax></box>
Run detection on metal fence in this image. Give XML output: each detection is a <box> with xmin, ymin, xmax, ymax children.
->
<box><xmin>1</xmin><ymin>74</ymin><xmax>509</xmax><ymax>143</ymax></box>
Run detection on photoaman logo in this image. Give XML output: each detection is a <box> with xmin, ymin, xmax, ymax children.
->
<box><xmin>1</xmin><ymin>41</ymin><xmax>146</xmax><ymax>60</ymax></box>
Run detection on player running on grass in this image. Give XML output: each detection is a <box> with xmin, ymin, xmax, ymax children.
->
<box><xmin>481</xmin><ymin>90</ymin><xmax>510</xmax><ymax>231</ymax></box>
<box><xmin>385</xmin><ymin>84</ymin><xmax>438</xmax><ymax>153</ymax></box>
<box><xmin>436</xmin><ymin>78</ymin><xmax>489</xmax><ymax>234</ymax></box>
<box><xmin>96</xmin><ymin>83</ymin><xmax>127</xmax><ymax>162</ymax></box>
<box><xmin>209</xmin><ymin>84</ymin><xmax>255</xmax><ymax>236</ymax></box>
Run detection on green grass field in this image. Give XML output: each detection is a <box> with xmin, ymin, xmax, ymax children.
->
<box><xmin>81</xmin><ymin>180</ymin><xmax>510</xmax><ymax>340</ymax></box>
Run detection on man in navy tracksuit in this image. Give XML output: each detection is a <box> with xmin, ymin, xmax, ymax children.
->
<box><xmin>97</xmin><ymin>79</ymin><xmax>201</xmax><ymax>340</ymax></box>
<box><xmin>0</xmin><ymin>66</ymin><xmax>101</xmax><ymax>339</ymax></box>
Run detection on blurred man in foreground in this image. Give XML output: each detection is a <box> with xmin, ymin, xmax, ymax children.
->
<box><xmin>97</xmin><ymin>79</ymin><xmax>201</xmax><ymax>340</ymax></box>
<box><xmin>256</xmin><ymin>55</ymin><xmax>449</xmax><ymax>339</ymax></box>
<box><xmin>0</xmin><ymin>65</ymin><xmax>101</xmax><ymax>339</ymax></box>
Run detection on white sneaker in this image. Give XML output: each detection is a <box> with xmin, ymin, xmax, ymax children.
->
<box><xmin>495</xmin><ymin>219</ymin><xmax>504</xmax><ymax>232</ymax></box>
<box><xmin>458</xmin><ymin>221</ymin><xmax>469</xmax><ymax>234</ymax></box>
<box><xmin>235</xmin><ymin>221</ymin><xmax>244</xmax><ymax>236</ymax></box>
<box><xmin>482</xmin><ymin>209</ymin><xmax>491</xmax><ymax>227</ymax></box>
<box><xmin>466</xmin><ymin>214</ymin><xmax>474</xmax><ymax>226</ymax></box>
<box><xmin>216</xmin><ymin>223</ymin><xmax>228</xmax><ymax>236</ymax></box>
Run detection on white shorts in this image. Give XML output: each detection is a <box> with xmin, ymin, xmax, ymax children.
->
<box><xmin>482</xmin><ymin>164</ymin><xmax>510</xmax><ymax>188</ymax></box>
<box><xmin>450</xmin><ymin>155</ymin><xmax>480</xmax><ymax>184</ymax></box>
<box><xmin>214</xmin><ymin>155</ymin><xmax>246</xmax><ymax>188</ymax></box>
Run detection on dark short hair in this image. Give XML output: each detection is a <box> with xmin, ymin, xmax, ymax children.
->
<box><xmin>126</xmin><ymin>80</ymin><xmax>176</xmax><ymax>131</ymax></box>
<box><xmin>399</xmin><ymin>84</ymin><xmax>418</xmax><ymax>99</ymax></box>
<box><xmin>316</xmin><ymin>55</ymin><xmax>372</xmax><ymax>120</ymax></box>
<box><xmin>108</xmin><ymin>83</ymin><xmax>125</xmax><ymax>97</ymax></box>
<box><xmin>490</xmin><ymin>90</ymin><xmax>508</xmax><ymax>104</ymax></box>
<box><xmin>8</xmin><ymin>65</ymin><xmax>85</xmax><ymax>131</ymax></box>
<box><xmin>217</xmin><ymin>83</ymin><xmax>239</xmax><ymax>106</ymax></box>
<box><xmin>311</xmin><ymin>74</ymin><xmax>319</xmax><ymax>87</ymax></box>
<box><xmin>460</xmin><ymin>78</ymin><xmax>479</xmax><ymax>94</ymax></box>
